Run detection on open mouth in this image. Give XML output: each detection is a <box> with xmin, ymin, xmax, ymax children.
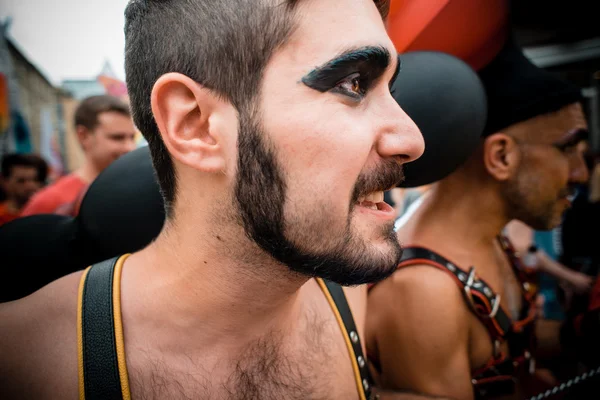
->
<box><xmin>356</xmin><ymin>191</ymin><xmax>394</xmax><ymax>215</ymax></box>
<box><xmin>357</xmin><ymin>191</ymin><xmax>385</xmax><ymax>210</ymax></box>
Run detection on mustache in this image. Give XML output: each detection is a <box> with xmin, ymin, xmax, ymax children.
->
<box><xmin>351</xmin><ymin>159</ymin><xmax>404</xmax><ymax>203</ymax></box>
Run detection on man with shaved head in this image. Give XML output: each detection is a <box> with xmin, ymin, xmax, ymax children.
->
<box><xmin>367</xmin><ymin>37</ymin><xmax>590</xmax><ymax>400</ymax></box>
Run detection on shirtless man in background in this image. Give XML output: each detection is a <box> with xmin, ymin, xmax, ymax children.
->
<box><xmin>367</xmin><ymin>37</ymin><xmax>590</xmax><ymax>399</ymax></box>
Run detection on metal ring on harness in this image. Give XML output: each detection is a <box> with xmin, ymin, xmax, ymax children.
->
<box><xmin>463</xmin><ymin>266</ymin><xmax>502</xmax><ymax>319</ymax></box>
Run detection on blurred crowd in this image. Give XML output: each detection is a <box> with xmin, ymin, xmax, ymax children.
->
<box><xmin>0</xmin><ymin>94</ymin><xmax>136</xmax><ymax>223</ymax></box>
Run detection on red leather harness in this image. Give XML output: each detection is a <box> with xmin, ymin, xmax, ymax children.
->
<box><xmin>370</xmin><ymin>236</ymin><xmax>538</xmax><ymax>399</ymax></box>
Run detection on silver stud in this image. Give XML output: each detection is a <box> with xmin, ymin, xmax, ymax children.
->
<box><xmin>357</xmin><ymin>355</ymin><xmax>365</xmax><ymax>368</ymax></box>
<box><xmin>363</xmin><ymin>379</ymin><xmax>370</xmax><ymax>391</ymax></box>
<box><xmin>483</xmin><ymin>287</ymin><xmax>492</xmax><ymax>297</ymax></box>
<box><xmin>350</xmin><ymin>331</ymin><xmax>359</xmax><ymax>343</ymax></box>
<box><xmin>473</xmin><ymin>281</ymin><xmax>483</xmax><ymax>288</ymax></box>
<box><xmin>457</xmin><ymin>272</ymin><xmax>466</xmax><ymax>282</ymax></box>
<box><xmin>446</xmin><ymin>263</ymin><xmax>456</xmax><ymax>272</ymax></box>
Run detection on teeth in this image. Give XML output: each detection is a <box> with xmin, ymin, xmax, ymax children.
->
<box><xmin>364</xmin><ymin>191</ymin><xmax>384</xmax><ymax>203</ymax></box>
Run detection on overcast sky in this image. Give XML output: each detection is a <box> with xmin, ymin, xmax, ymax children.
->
<box><xmin>1</xmin><ymin>0</ymin><xmax>130</xmax><ymax>85</ymax></box>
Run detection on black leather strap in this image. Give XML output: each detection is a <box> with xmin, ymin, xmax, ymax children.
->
<box><xmin>322</xmin><ymin>280</ymin><xmax>373</xmax><ymax>399</ymax></box>
<box><xmin>81</xmin><ymin>257</ymin><xmax>124</xmax><ymax>400</ymax></box>
<box><xmin>400</xmin><ymin>247</ymin><xmax>513</xmax><ymax>339</ymax></box>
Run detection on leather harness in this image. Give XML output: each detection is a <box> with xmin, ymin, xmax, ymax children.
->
<box><xmin>370</xmin><ymin>236</ymin><xmax>538</xmax><ymax>399</ymax></box>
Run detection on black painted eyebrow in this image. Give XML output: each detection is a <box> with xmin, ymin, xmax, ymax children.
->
<box><xmin>301</xmin><ymin>46</ymin><xmax>391</xmax><ymax>93</ymax></box>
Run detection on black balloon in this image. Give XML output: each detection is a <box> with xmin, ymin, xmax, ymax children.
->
<box><xmin>392</xmin><ymin>51</ymin><xmax>487</xmax><ymax>187</ymax></box>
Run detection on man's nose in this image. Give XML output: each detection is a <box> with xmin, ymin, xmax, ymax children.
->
<box><xmin>376</xmin><ymin>100</ymin><xmax>425</xmax><ymax>164</ymax></box>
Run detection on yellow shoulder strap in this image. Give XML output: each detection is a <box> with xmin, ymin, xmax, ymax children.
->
<box><xmin>315</xmin><ymin>278</ymin><xmax>368</xmax><ymax>400</ymax></box>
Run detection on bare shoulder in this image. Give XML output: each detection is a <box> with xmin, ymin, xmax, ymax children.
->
<box><xmin>367</xmin><ymin>265</ymin><xmax>470</xmax><ymax>354</ymax></box>
<box><xmin>367</xmin><ymin>264</ymin><xmax>470</xmax><ymax>352</ymax></box>
<box><xmin>366</xmin><ymin>266</ymin><xmax>474</xmax><ymax>398</ymax></box>
<box><xmin>369</xmin><ymin>264</ymin><xmax>468</xmax><ymax>323</ymax></box>
<box><xmin>0</xmin><ymin>270</ymin><xmax>84</xmax><ymax>400</ymax></box>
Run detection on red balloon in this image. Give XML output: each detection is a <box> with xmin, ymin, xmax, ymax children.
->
<box><xmin>387</xmin><ymin>0</ymin><xmax>510</xmax><ymax>70</ymax></box>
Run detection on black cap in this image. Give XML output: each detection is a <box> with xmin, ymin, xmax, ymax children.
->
<box><xmin>479</xmin><ymin>36</ymin><xmax>583</xmax><ymax>136</ymax></box>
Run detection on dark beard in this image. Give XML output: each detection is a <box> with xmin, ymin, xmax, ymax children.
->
<box><xmin>502</xmin><ymin>173</ymin><xmax>556</xmax><ymax>231</ymax></box>
<box><xmin>234</xmin><ymin>108</ymin><xmax>403</xmax><ymax>286</ymax></box>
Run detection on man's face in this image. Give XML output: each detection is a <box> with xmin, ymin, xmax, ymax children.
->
<box><xmin>83</xmin><ymin>111</ymin><xmax>137</xmax><ymax>172</ymax></box>
<box><xmin>504</xmin><ymin>103</ymin><xmax>589</xmax><ymax>230</ymax></box>
<box><xmin>234</xmin><ymin>0</ymin><xmax>424</xmax><ymax>285</ymax></box>
<box><xmin>3</xmin><ymin>166</ymin><xmax>40</xmax><ymax>206</ymax></box>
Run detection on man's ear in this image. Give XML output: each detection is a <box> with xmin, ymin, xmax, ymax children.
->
<box><xmin>482</xmin><ymin>132</ymin><xmax>521</xmax><ymax>181</ymax></box>
<box><xmin>76</xmin><ymin>125</ymin><xmax>93</xmax><ymax>152</ymax></box>
<box><xmin>151</xmin><ymin>73</ymin><xmax>228</xmax><ymax>173</ymax></box>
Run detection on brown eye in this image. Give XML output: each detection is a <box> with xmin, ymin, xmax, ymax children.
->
<box><xmin>335</xmin><ymin>73</ymin><xmax>365</xmax><ymax>99</ymax></box>
<box><xmin>350</xmin><ymin>77</ymin><xmax>360</xmax><ymax>93</ymax></box>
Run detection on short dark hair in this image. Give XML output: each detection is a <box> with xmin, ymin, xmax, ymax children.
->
<box><xmin>1</xmin><ymin>153</ymin><xmax>41</xmax><ymax>179</ymax></box>
<box><xmin>74</xmin><ymin>95</ymin><xmax>131</xmax><ymax>131</ymax></box>
<box><xmin>124</xmin><ymin>0</ymin><xmax>389</xmax><ymax>215</ymax></box>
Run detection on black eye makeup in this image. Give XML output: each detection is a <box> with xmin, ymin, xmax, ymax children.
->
<box><xmin>301</xmin><ymin>46</ymin><xmax>396</xmax><ymax>101</ymax></box>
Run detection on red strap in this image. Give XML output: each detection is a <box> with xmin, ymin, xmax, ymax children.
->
<box><xmin>396</xmin><ymin>248</ymin><xmax>511</xmax><ymax>341</ymax></box>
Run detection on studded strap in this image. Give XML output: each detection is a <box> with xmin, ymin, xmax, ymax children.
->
<box><xmin>317</xmin><ymin>279</ymin><xmax>373</xmax><ymax>399</ymax></box>
<box><xmin>399</xmin><ymin>247</ymin><xmax>513</xmax><ymax>341</ymax></box>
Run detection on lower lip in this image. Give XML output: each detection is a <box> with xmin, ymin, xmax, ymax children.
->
<box><xmin>356</xmin><ymin>201</ymin><xmax>396</xmax><ymax>220</ymax></box>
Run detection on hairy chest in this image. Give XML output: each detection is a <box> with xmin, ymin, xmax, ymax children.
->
<box><xmin>126</xmin><ymin>309</ymin><xmax>359</xmax><ymax>400</ymax></box>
